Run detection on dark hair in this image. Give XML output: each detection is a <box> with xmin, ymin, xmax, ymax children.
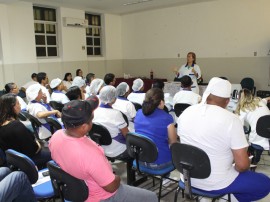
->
<box><xmin>104</xmin><ymin>73</ymin><xmax>115</xmax><ymax>85</ymax></box>
<box><xmin>142</xmin><ymin>88</ymin><xmax>164</xmax><ymax>116</ymax></box>
<box><xmin>86</xmin><ymin>73</ymin><xmax>95</xmax><ymax>84</ymax></box>
<box><xmin>152</xmin><ymin>80</ymin><xmax>164</xmax><ymax>90</ymax></box>
<box><xmin>219</xmin><ymin>76</ymin><xmax>228</xmax><ymax>80</ymax></box>
<box><xmin>181</xmin><ymin>75</ymin><xmax>192</xmax><ymax>88</ymax></box>
<box><xmin>66</xmin><ymin>86</ymin><xmax>82</xmax><ymax>101</ymax></box>
<box><xmin>37</xmin><ymin>72</ymin><xmax>47</xmax><ymax>84</ymax></box>
<box><xmin>0</xmin><ymin>93</ymin><xmax>18</xmax><ymax>125</ymax></box>
<box><xmin>31</xmin><ymin>73</ymin><xmax>37</xmax><ymax>79</ymax></box>
<box><xmin>4</xmin><ymin>83</ymin><xmax>15</xmax><ymax>93</ymax></box>
<box><xmin>76</xmin><ymin>69</ymin><xmax>82</xmax><ymax>76</ymax></box>
<box><xmin>186</xmin><ymin>52</ymin><xmax>196</xmax><ymax>66</ymax></box>
<box><xmin>63</xmin><ymin>73</ymin><xmax>73</xmax><ymax>81</ymax></box>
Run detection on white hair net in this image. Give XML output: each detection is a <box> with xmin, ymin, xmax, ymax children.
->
<box><xmin>26</xmin><ymin>83</ymin><xmax>41</xmax><ymax>102</ymax></box>
<box><xmin>99</xmin><ymin>86</ymin><xmax>117</xmax><ymax>104</ymax></box>
<box><xmin>89</xmin><ymin>79</ymin><xmax>104</xmax><ymax>95</ymax></box>
<box><xmin>71</xmin><ymin>76</ymin><xmax>85</xmax><ymax>88</ymax></box>
<box><xmin>132</xmin><ymin>78</ymin><xmax>144</xmax><ymax>91</ymax></box>
<box><xmin>116</xmin><ymin>82</ymin><xmax>129</xmax><ymax>97</ymax></box>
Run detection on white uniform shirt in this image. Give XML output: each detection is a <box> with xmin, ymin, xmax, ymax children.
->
<box><xmin>17</xmin><ymin>96</ymin><xmax>27</xmax><ymax>110</ymax></box>
<box><xmin>27</xmin><ymin>102</ymin><xmax>52</xmax><ymax>139</ymax></box>
<box><xmin>173</xmin><ymin>90</ymin><xmax>201</xmax><ymax>106</ymax></box>
<box><xmin>113</xmin><ymin>98</ymin><xmax>136</xmax><ymax>121</ymax></box>
<box><xmin>51</xmin><ymin>91</ymin><xmax>70</xmax><ymax>104</ymax></box>
<box><xmin>127</xmin><ymin>92</ymin><xmax>145</xmax><ymax>105</ymax></box>
<box><xmin>40</xmin><ymin>85</ymin><xmax>51</xmax><ymax>103</ymax></box>
<box><xmin>62</xmin><ymin>80</ymin><xmax>72</xmax><ymax>90</ymax></box>
<box><xmin>178</xmin><ymin>104</ymin><xmax>248</xmax><ymax>190</ymax></box>
<box><xmin>238</xmin><ymin>99</ymin><xmax>270</xmax><ymax>150</ymax></box>
<box><xmin>93</xmin><ymin>107</ymin><xmax>127</xmax><ymax>158</ymax></box>
<box><xmin>177</xmin><ymin>64</ymin><xmax>201</xmax><ymax>94</ymax></box>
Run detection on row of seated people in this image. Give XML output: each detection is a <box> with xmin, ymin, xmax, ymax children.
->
<box><xmin>1</xmin><ymin>77</ymin><xmax>270</xmax><ymax>201</ymax></box>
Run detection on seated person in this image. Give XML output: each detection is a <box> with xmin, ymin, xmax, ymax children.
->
<box><xmin>93</xmin><ymin>86</ymin><xmax>129</xmax><ymax>159</ymax></box>
<box><xmin>85</xmin><ymin>73</ymin><xmax>95</xmax><ymax>94</ymax></box>
<box><xmin>66</xmin><ymin>86</ymin><xmax>83</xmax><ymax>101</ymax></box>
<box><xmin>21</xmin><ymin>73</ymin><xmax>38</xmax><ymax>92</ymax></box>
<box><xmin>0</xmin><ymin>93</ymin><xmax>51</xmax><ymax>168</ymax></box>
<box><xmin>71</xmin><ymin>76</ymin><xmax>87</xmax><ymax>100</ymax></box>
<box><xmin>177</xmin><ymin>77</ymin><xmax>270</xmax><ymax>202</ymax></box>
<box><xmin>50</xmin><ymin>78</ymin><xmax>70</xmax><ymax>104</ymax></box>
<box><xmin>37</xmin><ymin>72</ymin><xmax>51</xmax><ymax>103</ymax></box>
<box><xmin>4</xmin><ymin>82</ymin><xmax>27</xmax><ymax>111</ymax></box>
<box><xmin>26</xmin><ymin>84</ymin><xmax>62</xmax><ymax>140</ymax></box>
<box><xmin>88</xmin><ymin>78</ymin><xmax>104</xmax><ymax>96</ymax></box>
<box><xmin>86</xmin><ymin>95</ymin><xmax>99</xmax><ymax>111</ymax></box>
<box><xmin>0</xmin><ymin>167</ymin><xmax>36</xmax><ymax>202</ymax></box>
<box><xmin>49</xmin><ymin>100</ymin><xmax>158</xmax><ymax>202</ymax></box>
<box><xmin>62</xmin><ymin>72</ymin><xmax>73</xmax><ymax>92</ymax></box>
<box><xmin>104</xmin><ymin>73</ymin><xmax>116</xmax><ymax>86</ymax></box>
<box><xmin>235</xmin><ymin>88</ymin><xmax>270</xmax><ymax>165</ymax></box>
<box><xmin>127</xmin><ymin>78</ymin><xmax>145</xmax><ymax>105</ymax></box>
<box><xmin>173</xmin><ymin>75</ymin><xmax>201</xmax><ymax>106</ymax></box>
<box><xmin>152</xmin><ymin>80</ymin><xmax>173</xmax><ymax>111</ymax></box>
<box><xmin>134</xmin><ymin>88</ymin><xmax>177</xmax><ymax>169</ymax></box>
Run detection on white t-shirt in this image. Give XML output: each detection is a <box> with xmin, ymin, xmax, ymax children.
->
<box><xmin>173</xmin><ymin>90</ymin><xmax>201</xmax><ymax>106</ymax></box>
<box><xmin>93</xmin><ymin>107</ymin><xmax>127</xmax><ymax>158</ymax></box>
<box><xmin>40</xmin><ymin>85</ymin><xmax>51</xmax><ymax>103</ymax></box>
<box><xmin>113</xmin><ymin>98</ymin><xmax>136</xmax><ymax>121</ymax></box>
<box><xmin>127</xmin><ymin>92</ymin><xmax>145</xmax><ymax>105</ymax></box>
<box><xmin>17</xmin><ymin>96</ymin><xmax>27</xmax><ymax>110</ymax></box>
<box><xmin>177</xmin><ymin>104</ymin><xmax>248</xmax><ymax>191</ymax></box>
<box><xmin>238</xmin><ymin>99</ymin><xmax>270</xmax><ymax>150</ymax></box>
<box><xmin>27</xmin><ymin>102</ymin><xmax>52</xmax><ymax>139</ymax></box>
<box><xmin>51</xmin><ymin>91</ymin><xmax>70</xmax><ymax>104</ymax></box>
<box><xmin>62</xmin><ymin>80</ymin><xmax>72</xmax><ymax>90</ymax></box>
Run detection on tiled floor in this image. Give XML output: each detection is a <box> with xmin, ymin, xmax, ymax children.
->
<box><xmin>112</xmin><ymin>151</ymin><xmax>270</xmax><ymax>202</ymax></box>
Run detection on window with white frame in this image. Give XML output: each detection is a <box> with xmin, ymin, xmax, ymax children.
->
<box><xmin>85</xmin><ymin>13</ymin><xmax>102</xmax><ymax>56</ymax></box>
<box><xmin>33</xmin><ymin>6</ymin><xmax>58</xmax><ymax>57</ymax></box>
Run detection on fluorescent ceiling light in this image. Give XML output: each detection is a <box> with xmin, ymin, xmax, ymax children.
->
<box><xmin>123</xmin><ymin>0</ymin><xmax>154</xmax><ymax>6</ymax></box>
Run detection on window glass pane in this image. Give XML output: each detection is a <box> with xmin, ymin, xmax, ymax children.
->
<box><xmin>46</xmin><ymin>24</ymin><xmax>55</xmax><ymax>34</ymax></box>
<box><xmin>34</xmin><ymin>8</ymin><xmax>41</xmax><ymax>20</ymax></box>
<box><xmin>94</xmin><ymin>47</ymin><xmax>101</xmax><ymax>55</ymax></box>
<box><xmin>86</xmin><ymin>28</ymin><xmax>92</xmax><ymax>36</ymax></box>
<box><xmin>34</xmin><ymin>23</ymin><xmax>44</xmax><ymax>33</ymax></box>
<box><xmin>47</xmin><ymin>47</ymin><xmax>57</xmax><ymax>56</ymax></box>
<box><xmin>47</xmin><ymin>36</ymin><xmax>56</xmax><ymax>45</ymax></box>
<box><xmin>35</xmin><ymin>35</ymin><xmax>45</xmax><ymax>45</ymax></box>
<box><xmin>94</xmin><ymin>38</ymin><xmax>100</xmax><ymax>46</ymax></box>
<box><xmin>36</xmin><ymin>47</ymin><xmax>46</xmax><ymax>57</ymax></box>
<box><xmin>87</xmin><ymin>47</ymin><xmax>93</xmax><ymax>55</ymax></box>
<box><xmin>93</xmin><ymin>28</ymin><xmax>100</xmax><ymax>36</ymax></box>
<box><xmin>86</xmin><ymin>37</ymin><xmax>93</xmax><ymax>46</ymax></box>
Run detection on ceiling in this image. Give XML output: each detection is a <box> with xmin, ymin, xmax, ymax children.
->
<box><xmin>0</xmin><ymin>0</ymin><xmax>218</xmax><ymax>15</ymax></box>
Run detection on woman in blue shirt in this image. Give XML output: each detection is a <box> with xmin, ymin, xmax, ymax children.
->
<box><xmin>134</xmin><ymin>88</ymin><xmax>177</xmax><ymax>169</ymax></box>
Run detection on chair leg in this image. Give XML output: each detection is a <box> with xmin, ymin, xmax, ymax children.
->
<box><xmin>158</xmin><ymin>177</ymin><xmax>163</xmax><ymax>201</ymax></box>
<box><xmin>228</xmin><ymin>194</ymin><xmax>231</xmax><ymax>202</ymax></box>
<box><xmin>174</xmin><ymin>187</ymin><xmax>180</xmax><ymax>202</ymax></box>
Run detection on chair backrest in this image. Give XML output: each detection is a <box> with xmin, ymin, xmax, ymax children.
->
<box><xmin>47</xmin><ymin>161</ymin><xmax>88</xmax><ymax>202</ymax></box>
<box><xmin>120</xmin><ymin>112</ymin><xmax>129</xmax><ymax>127</ymax></box>
<box><xmin>49</xmin><ymin>101</ymin><xmax>64</xmax><ymax>112</ymax></box>
<box><xmin>5</xmin><ymin>149</ymin><xmax>38</xmax><ymax>184</ymax></box>
<box><xmin>256</xmin><ymin>115</ymin><xmax>270</xmax><ymax>139</ymax></box>
<box><xmin>20</xmin><ymin>111</ymin><xmax>42</xmax><ymax>139</ymax></box>
<box><xmin>126</xmin><ymin>132</ymin><xmax>158</xmax><ymax>172</ymax></box>
<box><xmin>45</xmin><ymin>117</ymin><xmax>62</xmax><ymax>134</ymax></box>
<box><xmin>132</xmin><ymin>102</ymin><xmax>142</xmax><ymax>111</ymax></box>
<box><xmin>240</xmin><ymin>77</ymin><xmax>256</xmax><ymax>95</ymax></box>
<box><xmin>18</xmin><ymin>112</ymin><xmax>28</xmax><ymax>121</ymax></box>
<box><xmin>163</xmin><ymin>105</ymin><xmax>169</xmax><ymax>113</ymax></box>
<box><xmin>174</xmin><ymin>103</ymin><xmax>191</xmax><ymax>117</ymax></box>
<box><xmin>88</xmin><ymin>123</ymin><xmax>112</xmax><ymax>146</ymax></box>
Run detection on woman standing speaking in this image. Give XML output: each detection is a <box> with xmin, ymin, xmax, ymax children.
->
<box><xmin>174</xmin><ymin>52</ymin><xmax>202</xmax><ymax>94</ymax></box>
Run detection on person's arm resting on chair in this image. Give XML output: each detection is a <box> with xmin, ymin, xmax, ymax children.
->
<box><xmin>232</xmin><ymin>147</ymin><xmax>250</xmax><ymax>172</ymax></box>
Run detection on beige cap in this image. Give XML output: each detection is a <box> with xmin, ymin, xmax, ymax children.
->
<box><xmin>50</xmin><ymin>78</ymin><xmax>62</xmax><ymax>89</ymax></box>
<box><xmin>26</xmin><ymin>83</ymin><xmax>41</xmax><ymax>102</ymax></box>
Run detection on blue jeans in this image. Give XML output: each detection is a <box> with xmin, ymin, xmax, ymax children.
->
<box><xmin>202</xmin><ymin>171</ymin><xmax>270</xmax><ymax>202</ymax></box>
<box><xmin>0</xmin><ymin>167</ymin><xmax>36</xmax><ymax>202</ymax></box>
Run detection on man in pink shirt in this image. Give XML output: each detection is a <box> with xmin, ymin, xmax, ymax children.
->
<box><xmin>49</xmin><ymin>100</ymin><xmax>157</xmax><ymax>202</ymax></box>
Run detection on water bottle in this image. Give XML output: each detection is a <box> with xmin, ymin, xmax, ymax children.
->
<box><xmin>150</xmin><ymin>69</ymin><xmax>153</xmax><ymax>79</ymax></box>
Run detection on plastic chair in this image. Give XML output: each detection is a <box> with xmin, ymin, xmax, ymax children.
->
<box><xmin>47</xmin><ymin>161</ymin><xmax>89</xmax><ymax>202</ymax></box>
<box><xmin>240</xmin><ymin>77</ymin><xmax>256</xmax><ymax>95</ymax></box>
<box><xmin>45</xmin><ymin>117</ymin><xmax>63</xmax><ymax>134</ymax></box>
<box><xmin>120</xmin><ymin>111</ymin><xmax>129</xmax><ymax>127</ymax></box>
<box><xmin>49</xmin><ymin>101</ymin><xmax>64</xmax><ymax>112</ymax></box>
<box><xmin>170</xmin><ymin>143</ymin><xmax>231</xmax><ymax>202</ymax></box>
<box><xmin>18</xmin><ymin>112</ymin><xmax>28</xmax><ymax>121</ymax></box>
<box><xmin>126</xmin><ymin>132</ymin><xmax>176</xmax><ymax>200</ymax></box>
<box><xmin>174</xmin><ymin>103</ymin><xmax>191</xmax><ymax>117</ymax></box>
<box><xmin>5</xmin><ymin>149</ymin><xmax>55</xmax><ymax>200</ymax></box>
<box><xmin>20</xmin><ymin>111</ymin><xmax>42</xmax><ymax>140</ymax></box>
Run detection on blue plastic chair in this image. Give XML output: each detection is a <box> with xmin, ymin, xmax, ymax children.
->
<box><xmin>126</xmin><ymin>132</ymin><xmax>176</xmax><ymax>201</ymax></box>
<box><xmin>5</xmin><ymin>149</ymin><xmax>55</xmax><ymax>200</ymax></box>
<box><xmin>170</xmin><ymin>143</ymin><xmax>231</xmax><ymax>202</ymax></box>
